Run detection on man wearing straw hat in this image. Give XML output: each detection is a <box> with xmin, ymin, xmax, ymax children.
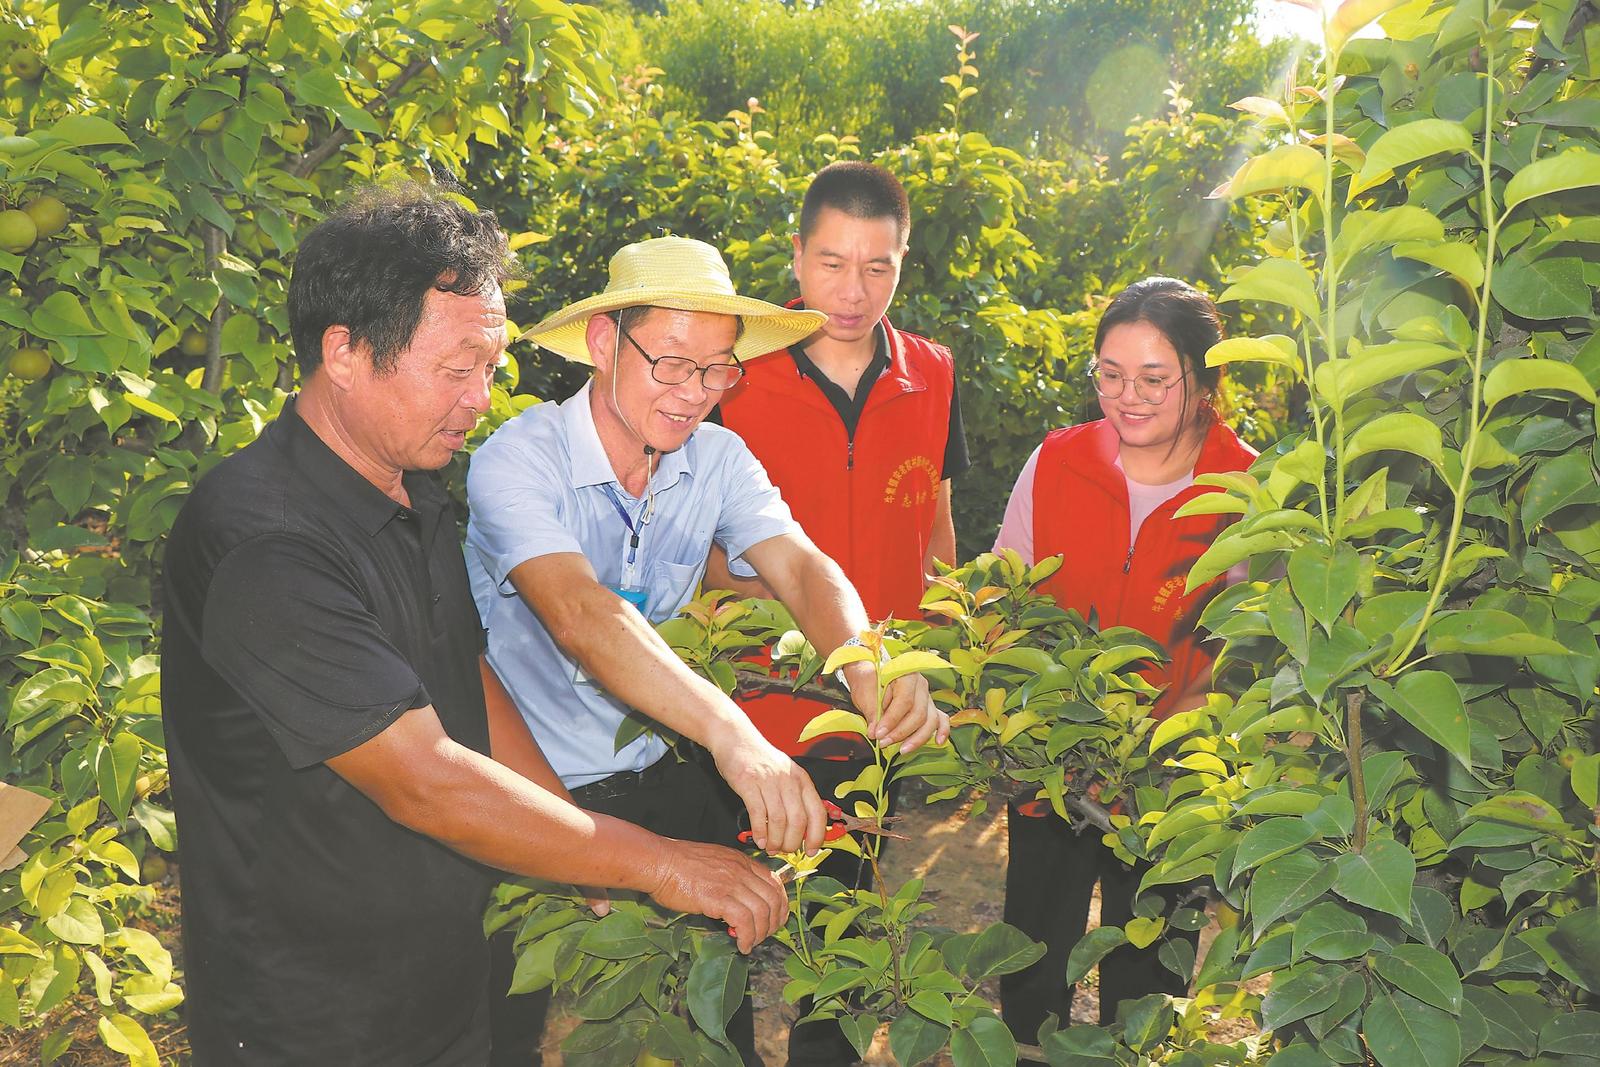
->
<box><xmin>467</xmin><ymin>236</ymin><xmax>949</xmax><ymax>1063</ymax></box>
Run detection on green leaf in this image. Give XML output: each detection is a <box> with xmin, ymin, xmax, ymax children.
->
<box><xmin>1391</xmin><ymin>240</ymin><xmax>1485</xmax><ymax>290</ymax></box>
<box><xmin>43</xmin><ymin>114</ymin><xmax>133</xmax><ymax>149</ymax></box>
<box><xmin>1522</xmin><ymin>451</ymin><xmax>1600</xmax><ymax>528</ymax></box>
<box><xmin>1124</xmin><ymin>916</ymin><xmax>1164</xmax><ymax>949</ymax></box>
<box><xmin>96</xmin><ymin>732</ymin><xmax>142</xmax><ymax>822</ymax></box>
<box><xmin>1351</xmin><ymin>119</ymin><xmax>1474</xmax><ymax>195</ymax></box>
<box><xmin>1345</xmin><ymin>412</ymin><xmax>1444</xmax><ymax>468</ymax></box>
<box><xmin>1206</xmin><ymin>334</ymin><xmax>1300</xmax><ymax>373</ymax></box>
<box><xmin>1463</xmin><ymin>985</ymin><xmax>1537</xmax><ymax>1055</ymax></box>
<box><xmin>821</xmin><ymin>643</ymin><xmax>875</xmax><ymax>674</ymax></box>
<box><xmin>1491</xmin><ymin>249</ymin><xmax>1590</xmax><ymax>319</ymax></box>
<box><xmin>907</xmin><ymin>988</ymin><xmax>953</xmax><ymax>1026</ymax></box>
<box><xmin>963</xmin><ymin>921</ymin><xmax>1045</xmax><ymax>980</ymax></box>
<box><xmin>1333</xmin><ymin>207</ymin><xmax>1445</xmax><ymax>265</ymax></box>
<box><xmin>1499</xmin><ymin>858</ymin><xmax>1573</xmax><ymax>906</ymax></box>
<box><xmin>577</xmin><ymin>910</ymin><xmax>651</xmax><ymax>959</ymax></box>
<box><xmin>1219</xmin><ymin>259</ymin><xmax>1321</xmax><ymax>321</ymax></box>
<box><xmin>949</xmin><ymin>1013</ymin><xmax>1018</xmax><ymax>1067</ymax></box>
<box><xmin>1148</xmin><ymin>708</ymin><xmax>1209</xmax><ymax>754</ymax></box>
<box><xmin>1569</xmin><ymin>754</ymin><xmax>1600</xmax><ymax>809</ymax></box>
<box><xmin>1250</xmin><ymin>850</ymin><xmax>1337</xmax><ymax>933</ymax></box>
<box><xmin>507</xmin><ymin>935</ymin><xmax>559</xmax><ymax>994</ymax></box>
<box><xmin>1503</xmin><ymin>149</ymin><xmax>1600</xmax><ymax>213</ymax></box>
<box><xmin>1466</xmin><ymin>790</ymin><xmax>1575</xmax><ymax>836</ymax></box>
<box><xmin>888</xmin><ymin>1007</ymin><xmax>949</xmax><ymax>1067</ymax></box>
<box><xmin>1234</xmin><ymin>818</ymin><xmax>1319</xmax><ymax>875</ymax></box>
<box><xmin>1292</xmin><ymin>901</ymin><xmax>1375</xmax><ymax>961</ymax></box>
<box><xmin>1484</xmin><ymin>357</ymin><xmax>1598</xmax><ymax>412</ymax></box>
<box><xmin>573</xmin><ymin>962</ymin><xmax>650</xmax><ymax>1021</ymax></box>
<box><xmin>1041</xmin><ymin>1024</ymin><xmax>1121</xmax><ymax>1064</ymax></box>
<box><xmin>1267</xmin><ymin>1041</ymin><xmax>1339</xmax><ymax>1066</ymax></box>
<box><xmin>1288</xmin><ymin>541</ymin><xmax>1361</xmax><ymax>631</ymax></box>
<box><xmin>1539</xmin><ymin>1011</ymin><xmax>1600</xmax><ymax>1055</ymax></box>
<box><xmin>1426</xmin><ymin>610</ymin><xmax>1572</xmax><ymax>658</ymax></box>
<box><xmin>1221</xmin><ymin>144</ymin><xmax>1326</xmax><ymax>201</ymax></box>
<box><xmin>45</xmin><ymin>898</ymin><xmax>104</xmax><ymax>946</ymax></box>
<box><xmin>1328</xmin><ymin>0</ymin><xmax>1409</xmax><ymax>50</ymax></box>
<box><xmin>796</xmin><ymin>709</ymin><xmax>869</xmax><ymax>743</ymax></box>
<box><xmin>1332</xmin><ymin>839</ymin><xmax>1415</xmax><ymax>918</ymax></box>
<box><xmin>1187</xmin><ymin>531</ymin><xmax>1298</xmax><ymax>593</ymax></box>
<box><xmin>32</xmin><ymin>291</ymin><xmax>104</xmax><ymax>337</ymax></box>
<box><xmin>1323</xmin><ymin>341</ymin><xmax>1462</xmax><ymax>403</ymax></box>
<box><xmin>1372</xmin><ymin>944</ymin><xmax>1462</xmax><ymax>1012</ymax></box>
<box><xmin>839</xmin><ymin>1013</ymin><xmax>878</xmax><ymax>1058</ymax></box>
<box><xmin>1261</xmin><ymin>963</ymin><xmax>1343</xmax><ymax>1032</ymax></box>
<box><xmin>97</xmin><ymin>1013</ymin><xmax>160</xmax><ymax>1067</ymax></box>
<box><xmin>686</xmin><ymin>949</ymin><xmax>747</xmax><ymax>1044</ymax></box>
<box><xmin>1364</xmin><ymin>989</ymin><xmax>1461</xmax><ymax>1067</ymax></box>
<box><xmin>879</xmin><ymin>650</ymin><xmax>952</xmax><ymax>686</ymax></box>
<box><xmin>0</xmin><ymin>599</ymin><xmax>44</xmax><ymax>646</ymax></box>
<box><xmin>1366</xmin><ymin>671</ymin><xmax>1471</xmax><ymax>772</ymax></box>
<box><xmin>1119</xmin><ymin>993</ymin><xmax>1175</xmax><ymax>1052</ymax></box>
<box><xmin>1065</xmin><ymin>926</ymin><xmax>1128</xmax><ymax>984</ymax></box>
<box><xmin>1548</xmin><ymin>908</ymin><xmax>1600</xmax><ymax>994</ymax></box>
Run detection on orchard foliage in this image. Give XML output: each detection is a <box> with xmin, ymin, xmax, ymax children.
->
<box><xmin>1122</xmin><ymin>0</ymin><xmax>1600</xmax><ymax>1061</ymax></box>
<box><xmin>0</xmin><ymin>0</ymin><xmax>598</xmax><ymax>1057</ymax></box>
<box><xmin>618</xmin><ymin>0</ymin><xmax>1289</xmax><ymax>159</ymax></box>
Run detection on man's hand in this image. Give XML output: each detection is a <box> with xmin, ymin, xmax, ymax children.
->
<box><xmin>643</xmin><ymin>839</ymin><xmax>789</xmax><ymax>954</ymax></box>
<box><xmin>709</xmin><ymin>730</ymin><xmax>826</xmax><ymax>855</ymax></box>
<box><xmin>842</xmin><ymin>664</ymin><xmax>949</xmax><ymax>754</ymax></box>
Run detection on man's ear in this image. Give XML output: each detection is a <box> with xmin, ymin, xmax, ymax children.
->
<box><xmin>585</xmin><ymin>313</ymin><xmax>618</xmax><ymax>375</ymax></box>
<box><xmin>790</xmin><ymin>232</ymin><xmax>803</xmax><ymax>279</ymax></box>
<box><xmin>320</xmin><ymin>325</ymin><xmax>362</xmax><ymax>391</ymax></box>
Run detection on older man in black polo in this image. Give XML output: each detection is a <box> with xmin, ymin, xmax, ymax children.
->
<box><xmin>161</xmin><ymin>188</ymin><xmax>791</xmax><ymax>1065</ymax></box>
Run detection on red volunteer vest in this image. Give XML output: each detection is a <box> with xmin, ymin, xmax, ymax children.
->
<box><xmin>719</xmin><ymin>313</ymin><xmax>955</xmax><ymax>754</ymax></box>
<box><xmin>1033</xmin><ymin>418</ymin><xmax>1256</xmax><ymax>720</ymax></box>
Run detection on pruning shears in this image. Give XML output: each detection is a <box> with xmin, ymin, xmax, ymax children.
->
<box><xmin>736</xmin><ymin>800</ymin><xmax>908</xmax><ymax>846</ymax></box>
<box><xmin>726</xmin><ymin>803</ymin><xmax>908</xmax><ymax>938</ymax></box>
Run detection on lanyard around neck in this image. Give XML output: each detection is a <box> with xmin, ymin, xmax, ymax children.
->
<box><xmin>599</xmin><ymin>483</ymin><xmax>652</xmax><ymax>569</ymax></box>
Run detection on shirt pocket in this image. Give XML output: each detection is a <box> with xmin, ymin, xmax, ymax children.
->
<box><xmin>648</xmin><ymin>559</ymin><xmax>704</xmax><ymax>618</ymax></box>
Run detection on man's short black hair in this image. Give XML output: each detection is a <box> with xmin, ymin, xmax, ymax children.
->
<box><xmin>798</xmin><ymin>161</ymin><xmax>910</xmax><ymax>246</ymax></box>
<box><xmin>288</xmin><ymin>185</ymin><xmax>512</xmax><ymax>377</ymax></box>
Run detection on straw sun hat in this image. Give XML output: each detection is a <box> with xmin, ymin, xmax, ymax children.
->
<box><xmin>525</xmin><ymin>236</ymin><xmax>826</xmax><ymax>365</ymax></box>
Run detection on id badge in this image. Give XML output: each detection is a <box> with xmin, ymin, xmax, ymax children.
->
<box><xmin>608</xmin><ymin>583</ymin><xmax>649</xmax><ymax>613</ymax></box>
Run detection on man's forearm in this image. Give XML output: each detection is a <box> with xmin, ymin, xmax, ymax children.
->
<box><xmin>395</xmin><ymin>735</ymin><xmax>671</xmax><ymax>891</ymax></box>
<box><xmin>545</xmin><ymin>582</ymin><xmax>761</xmax><ymax>751</ymax></box>
<box><xmin>770</xmin><ymin>550</ymin><xmax>870</xmax><ymax>658</ymax></box>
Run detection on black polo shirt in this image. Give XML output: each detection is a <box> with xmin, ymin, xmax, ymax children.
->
<box><xmin>162</xmin><ymin>398</ymin><xmax>493</xmax><ymax>1066</ymax></box>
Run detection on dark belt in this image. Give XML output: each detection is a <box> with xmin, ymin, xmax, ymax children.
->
<box><xmin>571</xmin><ymin>754</ymin><xmax>675</xmax><ymax>803</ymax></box>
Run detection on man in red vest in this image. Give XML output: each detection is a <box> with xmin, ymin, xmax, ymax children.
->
<box><xmin>711</xmin><ymin>161</ymin><xmax>968</xmax><ymax>1066</ymax></box>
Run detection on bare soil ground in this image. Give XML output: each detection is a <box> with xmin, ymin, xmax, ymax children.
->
<box><xmin>1</xmin><ymin>782</ymin><xmax>1259</xmax><ymax>1066</ymax></box>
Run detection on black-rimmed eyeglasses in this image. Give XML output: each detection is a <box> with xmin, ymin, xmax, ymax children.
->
<box><xmin>619</xmin><ymin>323</ymin><xmax>745</xmax><ymax>392</ymax></box>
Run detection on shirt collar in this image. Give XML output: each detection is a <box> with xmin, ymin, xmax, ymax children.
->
<box><xmin>277</xmin><ymin>396</ymin><xmax>443</xmax><ymax>537</ymax></box>
<box><xmin>782</xmin><ymin>298</ymin><xmax>924</xmax><ymax>393</ymax></box>
<box><xmin>560</xmin><ymin>381</ymin><xmax>693</xmax><ymax>494</ymax></box>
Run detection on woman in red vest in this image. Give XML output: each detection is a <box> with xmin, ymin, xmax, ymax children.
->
<box><xmin>993</xmin><ymin>277</ymin><xmax>1256</xmax><ymax>1050</ymax></box>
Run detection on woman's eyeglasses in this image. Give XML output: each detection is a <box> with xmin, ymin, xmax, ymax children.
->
<box><xmin>1089</xmin><ymin>362</ymin><xmax>1186</xmax><ymax>404</ymax></box>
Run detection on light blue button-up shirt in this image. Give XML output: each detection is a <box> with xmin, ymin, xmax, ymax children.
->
<box><xmin>465</xmin><ymin>382</ymin><xmax>797</xmax><ymax>788</ymax></box>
